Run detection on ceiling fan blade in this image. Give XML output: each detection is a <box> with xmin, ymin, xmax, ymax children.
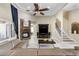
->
<box><xmin>40</xmin><ymin>12</ymin><xmax>44</xmax><ymax>15</ymax></box>
<box><xmin>33</xmin><ymin>13</ymin><xmax>36</xmax><ymax>15</ymax></box>
<box><xmin>34</xmin><ymin>3</ymin><xmax>39</xmax><ymax>11</ymax></box>
<box><xmin>39</xmin><ymin>8</ymin><xmax>49</xmax><ymax>11</ymax></box>
<box><xmin>26</xmin><ymin>10</ymin><xmax>34</xmax><ymax>12</ymax></box>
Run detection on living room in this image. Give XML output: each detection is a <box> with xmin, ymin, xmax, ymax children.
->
<box><xmin>1</xmin><ymin>3</ymin><xmax>79</xmax><ymax>56</ymax></box>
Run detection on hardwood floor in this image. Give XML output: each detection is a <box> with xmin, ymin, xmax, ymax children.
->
<box><xmin>1</xmin><ymin>40</ymin><xmax>79</xmax><ymax>56</ymax></box>
<box><xmin>12</xmin><ymin>40</ymin><xmax>28</xmax><ymax>50</ymax></box>
<box><xmin>1</xmin><ymin>49</ymin><xmax>79</xmax><ymax>56</ymax></box>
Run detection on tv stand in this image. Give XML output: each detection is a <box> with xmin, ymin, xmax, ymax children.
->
<box><xmin>37</xmin><ymin>32</ymin><xmax>50</xmax><ymax>38</ymax></box>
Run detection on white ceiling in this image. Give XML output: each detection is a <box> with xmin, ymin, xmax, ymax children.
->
<box><xmin>13</xmin><ymin>3</ymin><xmax>66</xmax><ymax>16</ymax></box>
<box><xmin>63</xmin><ymin>3</ymin><xmax>79</xmax><ymax>11</ymax></box>
<box><xmin>13</xmin><ymin>3</ymin><xmax>79</xmax><ymax>16</ymax></box>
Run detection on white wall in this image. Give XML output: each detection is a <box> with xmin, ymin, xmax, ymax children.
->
<box><xmin>31</xmin><ymin>16</ymin><xmax>56</xmax><ymax>39</ymax></box>
<box><xmin>0</xmin><ymin>3</ymin><xmax>12</xmax><ymax>22</ymax></box>
<box><xmin>56</xmin><ymin>11</ymin><xmax>63</xmax><ymax>23</ymax></box>
<box><xmin>63</xmin><ymin>12</ymin><xmax>69</xmax><ymax>34</ymax></box>
<box><xmin>69</xmin><ymin>9</ymin><xmax>79</xmax><ymax>41</ymax></box>
<box><xmin>18</xmin><ymin>10</ymin><xmax>31</xmax><ymax>21</ymax></box>
<box><xmin>63</xmin><ymin>8</ymin><xmax>79</xmax><ymax>41</ymax></box>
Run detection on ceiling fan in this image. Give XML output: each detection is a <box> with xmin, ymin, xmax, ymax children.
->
<box><xmin>26</xmin><ymin>3</ymin><xmax>49</xmax><ymax>16</ymax></box>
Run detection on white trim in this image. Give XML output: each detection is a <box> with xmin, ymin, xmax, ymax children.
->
<box><xmin>0</xmin><ymin>36</ymin><xmax>17</xmax><ymax>46</ymax></box>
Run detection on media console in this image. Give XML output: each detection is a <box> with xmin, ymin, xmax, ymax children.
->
<box><xmin>37</xmin><ymin>32</ymin><xmax>50</xmax><ymax>38</ymax></box>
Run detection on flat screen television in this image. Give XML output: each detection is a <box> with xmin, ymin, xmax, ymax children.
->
<box><xmin>39</xmin><ymin>24</ymin><xmax>48</xmax><ymax>34</ymax></box>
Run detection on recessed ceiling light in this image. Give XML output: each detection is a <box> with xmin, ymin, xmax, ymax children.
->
<box><xmin>47</xmin><ymin>6</ymin><xmax>50</xmax><ymax>9</ymax></box>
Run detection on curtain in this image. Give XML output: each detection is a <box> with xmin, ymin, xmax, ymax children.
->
<box><xmin>11</xmin><ymin>4</ymin><xmax>18</xmax><ymax>38</ymax></box>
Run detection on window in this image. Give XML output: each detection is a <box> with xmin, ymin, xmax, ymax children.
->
<box><xmin>0</xmin><ymin>23</ymin><xmax>7</xmax><ymax>41</ymax></box>
<box><xmin>0</xmin><ymin>22</ymin><xmax>16</xmax><ymax>41</ymax></box>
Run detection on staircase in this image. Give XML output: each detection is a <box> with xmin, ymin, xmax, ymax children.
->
<box><xmin>54</xmin><ymin>29</ymin><xmax>77</xmax><ymax>49</ymax></box>
<box><xmin>62</xmin><ymin>30</ymin><xmax>75</xmax><ymax>42</ymax></box>
<box><xmin>62</xmin><ymin>32</ymin><xmax>70</xmax><ymax>39</ymax></box>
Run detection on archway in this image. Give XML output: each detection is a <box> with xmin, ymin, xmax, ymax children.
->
<box><xmin>71</xmin><ymin>22</ymin><xmax>79</xmax><ymax>34</ymax></box>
